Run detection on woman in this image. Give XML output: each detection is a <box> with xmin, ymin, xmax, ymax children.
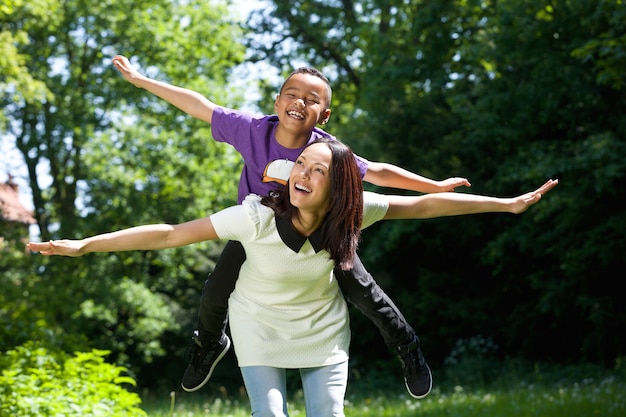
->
<box><xmin>28</xmin><ymin>138</ymin><xmax>557</xmax><ymax>416</ymax></box>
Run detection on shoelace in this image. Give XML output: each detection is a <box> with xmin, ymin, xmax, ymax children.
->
<box><xmin>183</xmin><ymin>344</ymin><xmax>198</xmax><ymax>365</ymax></box>
<box><xmin>402</xmin><ymin>350</ymin><xmax>418</xmax><ymax>377</ymax></box>
<box><xmin>403</xmin><ymin>347</ymin><xmax>428</xmax><ymax>378</ymax></box>
<box><xmin>186</xmin><ymin>339</ymin><xmax>223</xmax><ymax>369</ymax></box>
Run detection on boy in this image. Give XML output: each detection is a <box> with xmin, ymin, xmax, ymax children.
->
<box><xmin>112</xmin><ymin>55</ymin><xmax>471</xmax><ymax>398</ymax></box>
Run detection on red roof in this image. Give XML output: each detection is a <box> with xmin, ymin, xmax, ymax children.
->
<box><xmin>0</xmin><ymin>181</ymin><xmax>36</xmax><ymax>224</ymax></box>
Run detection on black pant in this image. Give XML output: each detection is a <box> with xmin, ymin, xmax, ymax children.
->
<box><xmin>196</xmin><ymin>240</ymin><xmax>416</xmax><ymax>347</ymax></box>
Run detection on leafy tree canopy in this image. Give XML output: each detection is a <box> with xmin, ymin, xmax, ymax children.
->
<box><xmin>2</xmin><ymin>0</ymin><xmax>250</xmax><ymax>382</ymax></box>
<box><xmin>245</xmin><ymin>0</ymin><xmax>626</xmax><ymax>367</ymax></box>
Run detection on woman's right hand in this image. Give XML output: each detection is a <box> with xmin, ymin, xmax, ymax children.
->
<box><xmin>27</xmin><ymin>240</ymin><xmax>85</xmax><ymax>257</ymax></box>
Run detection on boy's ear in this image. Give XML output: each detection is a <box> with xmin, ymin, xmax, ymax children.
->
<box><xmin>320</xmin><ymin>109</ymin><xmax>332</xmax><ymax>125</ymax></box>
<box><xmin>274</xmin><ymin>94</ymin><xmax>281</xmax><ymax>111</ymax></box>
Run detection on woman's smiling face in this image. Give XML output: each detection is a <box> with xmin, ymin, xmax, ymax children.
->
<box><xmin>289</xmin><ymin>142</ymin><xmax>333</xmax><ymax>215</ymax></box>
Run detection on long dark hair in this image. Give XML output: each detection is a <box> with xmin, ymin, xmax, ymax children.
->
<box><xmin>261</xmin><ymin>138</ymin><xmax>363</xmax><ymax>270</ymax></box>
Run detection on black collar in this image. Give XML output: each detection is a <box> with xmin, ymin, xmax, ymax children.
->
<box><xmin>275</xmin><ymin>216</ymin><xmax>325</xmax><ymax>253</ymax></box>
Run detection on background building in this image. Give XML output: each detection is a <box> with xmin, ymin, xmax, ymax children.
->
<box><xmin>0</xmin><ymin>174</ymin><xmax>36</xmax><ymax>243</ymax></box>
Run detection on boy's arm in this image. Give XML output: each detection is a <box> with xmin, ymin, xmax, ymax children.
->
<box><xmin>382</xmin><ymin>179</ymin><xmax>558</xmax><ymax>220</ymax></box>
<box><xmin>112</xmin><ymin>55</ymin><xmax>217</xmax><ymax>124</ymax></box>
<box><xmin>363</xmin><ymin>161</ymin><xmax>471</xmax><ymax>193</ymax></box>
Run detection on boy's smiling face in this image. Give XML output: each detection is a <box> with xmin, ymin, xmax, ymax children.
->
<box><xmin>274</xmin><ymin>73</ymin><xmax>332</xmax><ymax>139</ymax></box>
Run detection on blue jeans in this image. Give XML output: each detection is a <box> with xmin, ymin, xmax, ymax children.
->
<box><xmin>240</xmin><ymin>361</ymin><xmax>348</xmax><ymax>417</ymax></box>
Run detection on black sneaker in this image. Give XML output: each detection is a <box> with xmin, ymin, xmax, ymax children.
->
<box><xmin>395</xmin><ymin>337</ymin><xmax>432</xmax><ymax>399</ymax></box>
<box><xmin>181</xmin><ymin>332</ymin><xmax>231</xmax><ymax>392</ymax></box>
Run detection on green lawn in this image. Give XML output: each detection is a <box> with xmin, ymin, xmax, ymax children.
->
<box><xmin>141</xmin><ymin>360</ymin><xmax>625</xmax><ymax>416</ymax></box>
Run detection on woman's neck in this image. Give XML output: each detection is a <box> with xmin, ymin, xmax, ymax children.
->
<box><xmin>291</xmin><ymin>211</ymin><xmax>324</xmax><ymax>237</ymax></box>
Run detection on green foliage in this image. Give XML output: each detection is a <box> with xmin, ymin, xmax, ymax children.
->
<box><xmin>0</xmin><ymin>0</ymin><xmax>57</xmax><ymax>112</ymax></box>
<box><xmin>0</xmin><ymin>343</ymin><xmax>146</xmax><ymax>417</ymax></box>
<box><xmin>3</xmin><ymin>0</ymin><xmax>249</xmax><ymax>389</ymax></box>
<box><xmin>249</xmin><ymin>0</ymin><xmax>626</xmax><ymax>368</ymax></box>
<box><xmin>76</xmin><ymin>276</ymin><xmax>179</xmax><ymax>363</ymax></box>
<box><xmin>442</xmin><ymin>335</ymin><xmax>502</xmax><ymax>386</ymax></box>
<box><xmin>0</xmin><ymin>236</ymin><xmax>88</xmax><ymax>354</ymax></box>
<box><xmin>571</xmin><ymin>1</ymin><xmax>626</xmax><ymax>89</ymax></box>
<box><xmin>3</xmin><ymin>0</ymin><xmax>625</xmax><ymax>398</ymax></box>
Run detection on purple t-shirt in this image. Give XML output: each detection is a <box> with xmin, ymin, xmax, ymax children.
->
<box><xmin>211</xmin><ymin>107</ymin><xmax>369</xmax><ymax>203</ymax></box>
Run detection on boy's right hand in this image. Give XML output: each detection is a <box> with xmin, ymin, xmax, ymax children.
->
<box><xmin>111</xmin><ymin>54</ymin><xmax>217</xmax><ymax>123</ymax></box>
<box><xmin>112</xmin><ymin>55</ymin><xmax>144</xmax><ymax>87</ymax></box>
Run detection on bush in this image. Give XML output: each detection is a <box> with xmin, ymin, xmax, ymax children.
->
<box><xmin>0</xmin><ymin>342</ymin><xmax>146</xmax><ymax>417</ymax></box>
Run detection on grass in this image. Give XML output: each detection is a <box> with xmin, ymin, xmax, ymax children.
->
<box><xmin>140</xmin><ymin>360</ymin><xmax>625</xmax><ymax>416</ymax></box>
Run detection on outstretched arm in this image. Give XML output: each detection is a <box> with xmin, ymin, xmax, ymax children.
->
<box><xmin>363</xmin><ymin>161</ymin><xmax>471</xmax><ymax>193</ymax></box>
<box><xmin>112</xmin><ymin>55</ymin><xmax>217</xmax><ymax>124</ymax></box>
<box><xmin>383</xmin><ymin>179</ymin><xmax>558</xmax><ymax>220</ymax></box>
<box><xmin>27</xmin><ymin>217</ymin><xmax>218</xmax><ymax>257</ymax></box>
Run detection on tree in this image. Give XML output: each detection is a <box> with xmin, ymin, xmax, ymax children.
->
<box><xmin>441</xmin><ymin>0</ymin><xmax>626</xmax><ymax>365</ymax></box>
<box><xmin>245</xmin><ymin>0</ymin><xmax>626</xmax><ymax>367</ymax></box>
<box><xmin>0</xmin><ymin>0</ymin><xmax>55</xmax><ymax>126</ymax></box>
<box><xmin>2</xmin><ymin>0</ymin><xmax>249</xmax><ymax>387</ymax></box>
